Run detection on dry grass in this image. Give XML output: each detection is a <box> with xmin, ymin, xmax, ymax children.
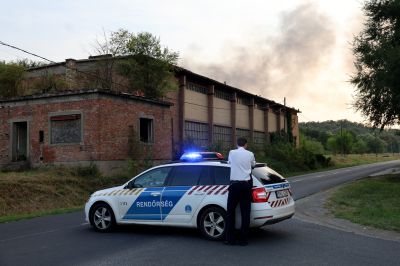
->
<box><xmin>0</xmin><ymin>166</ymin><xmax>128</xmax><ymax>220</ymax></box>
<box><xmin>330</xmin><ymin>153</ymin><xmax>400</xmax><ymax>167</ymax></box>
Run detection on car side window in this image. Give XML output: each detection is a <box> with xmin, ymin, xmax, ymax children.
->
<box><xmin>133</xmin><ymin>167</ymin><xmax>172</xmax><ymax>188</ymax></box>
<box><xmin>212</xmin><ymin>166</ymin><xmax>230</xmax><ymax>185</ymax></box>
<box><xmin>198</xmin><ymin>166</ymin><xmax>213</xmax><ymax>185</ymax></box>
<box><xmin>167</xmin><ymin>166</ymin><xmax>205</xmax><ymax>186</ymax></box>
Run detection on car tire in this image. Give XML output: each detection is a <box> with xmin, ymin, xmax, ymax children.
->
<box><xmin>198</xmin><ymin>206</ymin><xmax>227</xmax><ymax>241</ymax></box>
<box><xmin>89</xmin><ymin>203</ymin><xmax>116</xmax><ymax>232</ymax></box>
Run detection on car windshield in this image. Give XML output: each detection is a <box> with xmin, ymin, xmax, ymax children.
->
<box><xmin>252</xmin><ymin>166</ymin><xmax>286</xmax><ymax>185</ymax></box>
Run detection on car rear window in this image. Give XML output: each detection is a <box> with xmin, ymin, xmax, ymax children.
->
<box><xmin>252</xmin><ymin>166</ymin><xmax>286</xmax><ymax>185</ymax></box>
<box><xmin>212</xmin><ymin>166</ymin><xmax>230</xmax><ymax>185</ymax></box>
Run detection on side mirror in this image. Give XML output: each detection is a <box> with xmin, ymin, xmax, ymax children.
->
<box><xmin>124</xmin><ymin>181</ymin><xmax>135</xmax><ymax>189</ymax></box>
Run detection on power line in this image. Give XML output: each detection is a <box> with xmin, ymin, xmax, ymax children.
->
<box><xmin>0</xmin><ymin>41</ymin><xmax>296</xmax><ymax>113</ymax></box>
<box><xmin>0</xmin><ymin>41</ymin><xmax>55</xmax><ymax>63</ymax></box>
<box><xmin>299</xmin><ymin>113</ymin><xmax>313</xmax><ymax>122</ymax></box>
<box><xmin>0</xmin><ymin>40</ymin><xmax>134</xmax><ymax>92</ymax></box>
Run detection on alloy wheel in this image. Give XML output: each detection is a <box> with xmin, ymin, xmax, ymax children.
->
<box><xmin>93</xmin><ymin>207</ymin><xmax>112</xmax><ymax>230</ymax></box>
<box><xmin>203</xmin><ymin>211</ymin><xmax>225</xmax><ymax>238</ymax></box>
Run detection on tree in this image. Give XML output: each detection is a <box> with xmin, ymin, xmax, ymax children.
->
<box><xmin>300</xmin><ymin>135</ymin><xmax>325</xmax><ymax>154</ymax></box>
<box><xmin>364</xmin><ymin>134</ymin><xmax>386</xmax><ymax>154</ymax></box>
<box><xmin>326</xmin><ymin>130</ymin><xmax>355</xmax><ymax>155</ymax></box>
<box><xmin>351</xmin><ymin>0</ymin><xmax>400</xmax><ymax>130</ymax></box>
<box><xmin>352</xmin><ymin>139</ymin><xmax>368</xmax><ymax>154</ymax></box>
<box><xmin>94</xmin><ymin>29</ymin><xmax>179</xmax><ymax>98</ymax></box>
<box><xmin>327</xmin><ymin>136</ymin><xmax>339</xmax><ymax>154</ymax></box>
<box><xmin>0</xmin><ymin>62</ymin><xmax>26</xmax><ymax>98</ymax></box>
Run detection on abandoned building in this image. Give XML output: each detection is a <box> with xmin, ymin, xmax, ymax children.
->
<box><xmin>0</xmin><ymin>56</ymin><xmax>300</xmax><ymax>174</ymax></box>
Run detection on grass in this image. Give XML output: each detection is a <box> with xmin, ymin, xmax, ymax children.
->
<box><xmin>330</xmin><ymin>153</ymin><xmax>400</xmax><ymax>168</ymax></box>
<box><xmin>284</xmin><ymin>153</ymin><xmax>400</xmax><ymax>177</ymax></box>
<box><xmin>0</xmin><ymin>165</ymin><xmax>128</xmax><ymax>223</ymax></box>
<box><xmin>1</xmin><ymin>153</ymin><xmax>400</xmax><ymax>223</ymax></box>
<box><xmin>0</xmin><ymin>206</ymin><xmax>83</xmax><ymax>223</ymax></box>
<box><xmin>328</xmin><ymin>174</ymin><xmax>400</xmax><ymax>232</ymax></box>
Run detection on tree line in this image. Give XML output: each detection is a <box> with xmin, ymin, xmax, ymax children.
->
<box><xmin>300</xmin><ymin>120</ymin><xmax>400</xmax><ymax>155</ymax></box>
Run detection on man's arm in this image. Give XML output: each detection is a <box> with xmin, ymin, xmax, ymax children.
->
<box><xmin>251</xmin><ymin>153</ymin><xmax>256</xmax><ymax>167</ymax></box>
<box><xmin>227</xmin><ymin>150</ymin><xmax>232</xmax><ymax>164</ymax></box>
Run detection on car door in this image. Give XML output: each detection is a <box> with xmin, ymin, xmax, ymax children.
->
<box><xmin>119</xmin><ymin>166</ymin><xmax>172</xmax><ymax>222</ymax></box>
<box><xmin>161</xmin><ymin>165</ymin><xmax>208</xmax><ymax>223</ymax></box>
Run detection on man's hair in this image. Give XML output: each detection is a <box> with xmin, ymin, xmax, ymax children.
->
<box><xmin>237</xmin><ymin>137</ymin><xmax>247</xmax><ymax>147</ymax></box>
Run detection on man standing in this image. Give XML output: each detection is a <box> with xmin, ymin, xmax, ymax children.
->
<box><xmin>225</xmin><ymin>137</ymin><xmax>256</xmax><ymax>246</ymax></box>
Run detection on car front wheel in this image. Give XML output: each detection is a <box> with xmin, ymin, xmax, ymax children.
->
<box><xmin>199</xmin><ymin>206</ymin><xmax>227</xmax><ymax>240</ymax></box>
<box><xmin>89</xmin><ymin>203</ymin><xmax>116</xmax><ymax>232</ymax></box>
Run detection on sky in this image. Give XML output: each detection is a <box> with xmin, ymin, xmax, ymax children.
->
<box><xmin>0</xmin><ymin>0</ymin><xmax>366</xmax><ymax>123</ymax></box>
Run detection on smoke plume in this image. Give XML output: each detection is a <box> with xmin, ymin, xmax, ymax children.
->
<box><xmin>181</xmin><ymin>3</ymin><xmax>350</xmax><ymax>118</ymax></box>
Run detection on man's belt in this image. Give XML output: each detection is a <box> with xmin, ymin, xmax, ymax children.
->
<box><xmin>230</xmin><ymin>180</ymin><xmax>250</xmax><ymax>184</ymax></box>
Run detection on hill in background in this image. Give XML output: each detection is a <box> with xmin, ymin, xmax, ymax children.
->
<box><xmin>299</xmin><ymin>120</ymin><xmax>400</xmax><ymax>154</ymax></box>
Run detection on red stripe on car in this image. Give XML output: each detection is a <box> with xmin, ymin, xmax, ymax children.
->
<box><xmin>214</xmin><ymin>185</ymin><xmax>226</xmax><ymax>195</ymax></box>
<box><xmin>221</xmin><ymin>187</ymin><xmax>229</xmax><ymax>195</ymax></box>
<box><xmin>204</xmin><ymin>185</ymin><xmax>213</xmax><ymax>192</ymax></box>
<box><xmin>207</xmin><ymin>185</ymin><xmax>219</xmax><ymax>195</ymax></box>
<box><xmin>188</xmin><ymin>186</ymin><xmax>198</xmax><ymax>195</ymax></box>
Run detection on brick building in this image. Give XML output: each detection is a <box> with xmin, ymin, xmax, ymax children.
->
<box><xmin>0</xmin><ymin>90</ymin><xmax>172</xmax><ymax>173</ymax></box>
<box><xmin>0</xmin><ymin>56</ymin><xmax>299</xmax><ymax>174</ymax></box>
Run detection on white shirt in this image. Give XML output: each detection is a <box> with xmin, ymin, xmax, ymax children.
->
<box><xmin>228</xmin><ymin>147</ymin><xmax>256</xmax><ymax>181</ymax></box>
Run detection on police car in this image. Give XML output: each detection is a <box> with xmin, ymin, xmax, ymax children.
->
<box><xmin>85</xmin><ymin>152</ymin><xmax>295</xmax><ymax>240</ymax></box>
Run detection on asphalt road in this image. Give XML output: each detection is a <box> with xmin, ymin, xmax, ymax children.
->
<box><xmin>1</xmin><ymin>160</ymin><xmax>400</xmax><ymax>266</ymax></box>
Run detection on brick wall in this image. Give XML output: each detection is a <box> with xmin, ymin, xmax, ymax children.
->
<box><xmin>0</xmin><ymin>93</ymin><xmax>172</xmax><ymax>171</ymax></box>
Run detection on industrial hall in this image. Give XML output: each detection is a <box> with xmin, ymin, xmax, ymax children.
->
<box><xmin>0</xmin><ymin>55</ymin><xmax>300</xmax><ymax>174</ymax></box>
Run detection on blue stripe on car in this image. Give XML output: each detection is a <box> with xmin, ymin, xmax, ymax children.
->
<box><xmin>123</xmin><ymin>187</ymin><xmax>191</xmax><ymax>220</ymax></box>
<box><xmin>264</xmin><ymin>183</ymin><xmax>290</xmax><ymax>189</ymax></box>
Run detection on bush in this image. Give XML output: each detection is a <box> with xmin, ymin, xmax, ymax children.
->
<box><xmin>263</xmin><ymin>139</ymin><xmax>333</xmax><ymax>175</ymax></box>
<box><xmin>70</xmin><ymin>163</ymin><xmax>101</xmax><ymax>178</ymax></box>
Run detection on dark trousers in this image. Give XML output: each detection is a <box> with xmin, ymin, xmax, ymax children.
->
<box><xmin>226</xmin><ymin>180</ymin><xmax>252</xmax><ymax>243</ymax></box>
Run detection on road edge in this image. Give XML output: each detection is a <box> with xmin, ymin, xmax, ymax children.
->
<box><xmin>294</xmin><ymin>185</ymin><xmax>400</xmax><ymax>243</ymax></box>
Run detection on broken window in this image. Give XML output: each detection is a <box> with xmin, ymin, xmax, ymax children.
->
<box><xmin>213</xmin><ymin>125</ymin><xmax>232</xmax><ymax>149</ymax></box>
<box><xmin>184</xmin><ymin>121</ymin><xmax>209</xmax><ymax>148</ymax></box>
<box><xmin>50</xmin><ymin>114</ymin><xmax>82</xmax><ymax>144</ymax></box>
<box><xmin>140</xmin><ymin>118</ymin><xmax>154</xmax><ymax>143</ymax></box>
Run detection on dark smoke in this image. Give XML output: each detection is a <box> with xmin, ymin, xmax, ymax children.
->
<box><xmin>181</xmin><ymin>3</ymin><xmax>337</xmax><ymax>102</ymax></box>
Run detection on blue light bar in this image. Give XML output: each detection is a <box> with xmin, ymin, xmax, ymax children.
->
<box><xmin>180</xmin><ymin>152</ymin><xmax>203</xmax><ymax>161</ymax></box>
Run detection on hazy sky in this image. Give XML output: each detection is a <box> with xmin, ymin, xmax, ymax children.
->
<box><xmin>0</xmin><ymin>0</ymin><xmax>365</xmax><ymax>123</ymax></box>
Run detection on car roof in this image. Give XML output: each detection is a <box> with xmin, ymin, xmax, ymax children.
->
<box><xmin>162</xmin><ymin>161</ymin><xmax>230</xmax><ymax>167</ymax></box>
<box><xmin>159</xmin><ymin>161</ymin><xmax>267</xmax><ymax>168</ymax></box>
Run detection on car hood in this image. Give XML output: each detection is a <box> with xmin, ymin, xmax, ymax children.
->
<box><xmin>92</xmin><ymin>185</ymin><xmax>125</xmax><ymax>196</ymax></box>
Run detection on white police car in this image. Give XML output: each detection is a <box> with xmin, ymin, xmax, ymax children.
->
<box><xmin>85</xmin><ymin>152</ymin><xmax>295</xmax><ymax>240</ymax></box>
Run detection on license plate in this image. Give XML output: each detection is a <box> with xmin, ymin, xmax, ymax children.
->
<box><xmin>276</xmin><ymin>189</ymin><xmax>289</xmax><ymax>198</ymax></box>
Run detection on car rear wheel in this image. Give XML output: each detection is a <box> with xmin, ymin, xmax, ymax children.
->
<box><xmin>199</xmin><ymin>206</ymin><xmax>227</xmax><ymax>240</ymax></box>
<box><xmin>89</xmin><ymin>203</ymin><xmax>116</xmax><ymax>232</ymax></box>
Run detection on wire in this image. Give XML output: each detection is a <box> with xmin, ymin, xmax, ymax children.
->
<box><xmin>0</xmin><ymin>41</ymin><xmax>55</xmax><ymax>63</ymax></box>
<box><xmin>0</xmin><ymin>40</ymin><xmax>134</xmax><ymax>92</ymax></box>
<box><xmin>299</xmin><ymin>113</ymin><xmax>313</xmax><ymax>122</ymax></box>
<box><xmin>0</xmin><ymin>41</ymin><xmax>297</xmax><ymax>113</ymax></box>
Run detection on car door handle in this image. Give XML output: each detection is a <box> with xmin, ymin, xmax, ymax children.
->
<box><xmin>151</xmin><ymin>192</ymin><xmax>161</xmax><ymax>196</ymax></box>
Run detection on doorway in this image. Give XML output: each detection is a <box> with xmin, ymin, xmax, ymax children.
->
<box><xmin>12</xmin><ymin>122</ymin><xmax>28</xmax><ymax>161</ymax></box>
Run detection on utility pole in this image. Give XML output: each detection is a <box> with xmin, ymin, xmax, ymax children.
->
<box><xmin>284</xmin><ymin>97</ymin><xmax>287</xmax><ymax>141</ymax></box>
<box><xmin>340</xmin><ymin>121</ymin><xmax>343</xmax><ymax>156</ymax></box>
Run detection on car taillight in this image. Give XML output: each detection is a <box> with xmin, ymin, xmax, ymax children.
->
<box><xmin>252</xmin><ymin>187</ymin><xmax>268</xmax><ymax>203</ymax></box>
